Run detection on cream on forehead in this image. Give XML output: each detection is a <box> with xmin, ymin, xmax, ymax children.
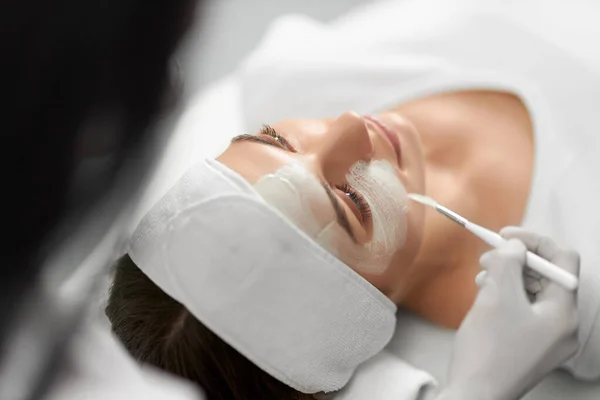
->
<box><xmin>253</xmin><ymin>160</ymin><xmax>409</xmax><ymax>274</ymax></box>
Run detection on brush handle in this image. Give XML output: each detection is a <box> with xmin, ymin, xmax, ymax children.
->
<box><xmin>466</xmin><ymin>222</ymin><xmax>578</xmax><ymax>291</ymax></box>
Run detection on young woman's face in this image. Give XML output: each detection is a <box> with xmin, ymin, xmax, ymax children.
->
<box><xmin>218</xmin><ymin>111</ymin><xmax>426</xmax><ymax>300</ymax></box>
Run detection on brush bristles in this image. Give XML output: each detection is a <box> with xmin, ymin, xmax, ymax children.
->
<box><xmin>407</xmin><ymin>193</ymin><xmax>438</xmax><ymax>209</ymax></box>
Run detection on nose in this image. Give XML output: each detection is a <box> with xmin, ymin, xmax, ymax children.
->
<box><xmin>314</xmin><ymin>112</ymin><xmax>374</xmax><ymax>183</ymax></box>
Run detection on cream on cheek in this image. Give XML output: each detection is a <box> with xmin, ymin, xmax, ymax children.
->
<box><xmin>253</xmin><ymin>161</ymin><xmax>409</xmax><ymax>274</ymax></box>
<box><xmin>332</xmin><ymin>160</ymin><xmax>409</xmax><ymax>274</ymax></box>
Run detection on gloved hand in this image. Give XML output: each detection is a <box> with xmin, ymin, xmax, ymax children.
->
<box><xmin>436</xmin><ymin>227</ymin><xmax>580</xmax><ymax>400</ymax></box>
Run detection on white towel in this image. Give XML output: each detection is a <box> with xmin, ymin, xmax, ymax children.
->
<box><xmin>334</xmin><ymin>351</ymin><xmax>437</xmax><ymax>400</ymax></box>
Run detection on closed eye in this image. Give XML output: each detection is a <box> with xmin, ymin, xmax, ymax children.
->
<box><xmin>230</xmin><ymin>128</ymin><xmax>359</xmax><ymax>242</ymax></box>
<box><xmin>231</xmin><ymin>125</ymin><xmax>297</xmax><ymax>152</ymax></box>
<box><xmin>336</xmin><ymin>183</ymin><xmax>372</xmax><ymax>230</ymax></box>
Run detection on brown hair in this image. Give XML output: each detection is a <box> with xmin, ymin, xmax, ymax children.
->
<box><xmin>105</xmin><ymin>255</ymin><xmax>314</xmax><ymax>400</ymax></box>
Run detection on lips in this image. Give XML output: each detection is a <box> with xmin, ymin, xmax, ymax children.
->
<box><xmin>364</xmin><ymin>115</ymin><xmax>402</xmax><ymax>165</ymax></box>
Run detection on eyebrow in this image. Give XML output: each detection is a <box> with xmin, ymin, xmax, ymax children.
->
<box><xmin>231</xmin><ymin>134</ymin><xmax>358</xmax><ymax>243</ymax></box>
<box><xmin>231</xmin><ymin>134</ymin><xmax>282</xmax><ymax>149</ymax></box>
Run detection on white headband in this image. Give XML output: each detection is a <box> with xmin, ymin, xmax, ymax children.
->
<box><xmin>128</xmin><ymin>159</ymin><xmax>397</xmax><ymax>393</ymax></box>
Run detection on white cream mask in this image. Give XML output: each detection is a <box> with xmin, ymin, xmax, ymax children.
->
<box><xmin>340</xmin><ymin>160</ymin><xmax>409</xmax><ymax>273</ymax></box>
<box><xmin>253</xmin><ymin>162</ymin><xmax>337</xmax><ymax>249</ymax></box>
<box><xmin>254</xmin><ymin>160</ymin><xmax>409</xmax><ymax>274</ymax></box>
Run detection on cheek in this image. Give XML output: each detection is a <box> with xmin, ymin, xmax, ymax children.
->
<box><xmin>322</xmin><ymin>210</ymin><xmax>413</xmax><ymax>279</ymax></box>
<box><xmin>357</xmin><ymin>205</ymin><xmax>425</xmax><ymax>294</ymax></box>
<box><xmin>397</xmin><ymin>206</ymin><xmax>426</xmax><ymax>268</ymax></box>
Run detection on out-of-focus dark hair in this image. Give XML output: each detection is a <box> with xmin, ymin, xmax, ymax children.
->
<box><xmin>1</xmin><ymin>0</ymin><xmax>198</xmax><ymax>345</ymax></box>
<box><xmin>106</xmin><ymin>255</ymin><xmax>315</xmax><ymax>400</ymax></box>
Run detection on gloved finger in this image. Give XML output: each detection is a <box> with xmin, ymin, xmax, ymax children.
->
<box><xmin>500</xmin><ymin>226</ymin><xmax>559</xmax><ymax>261</ymax></box>
<box><xmin>476</xmin><ymin>260</ymin><xmax>530</xmax><ymax>291</ymax></box>
<box><xmin>537</xmin><ymin>247</ymin><xmax>580</xmax><ymax>304</ymax></box>
<box><xmin>479</xmin><ymin>239</ymin><xmax>529</xmax><ymax>302</ymax></box>
<box><xmin>549</xmin><ymin>247</ymin><xmax>581</xmax><ymax>277</ymax></box>
<box><xmin>479</xmin><ymin>239</ymin><xmax>527</xmax><ymax>276</ymax></box>
<box><xmin>475</xmin><ymin>270</ymin><xmax>487</xmax><ymax>287</ymax></box>
<box><xmin>501</xmin><ymin>226</ymin><xmax>580</xmax><ymax>301</ymax></box>
<box><xmin>479</xmin><ymin>251</ymin><xmax>492</xmax><ymax>270</ymax></box>
<box><xmin>524</xmin><ymin>267</ymin><xmax>543</xmax><ymax>281</ymax></box>
<box><xmin>500</xmin><ymin>226</ymin><xmax>580</xmax><ymax>299</ymax></box>
<box><xmin>524</xmin><ymin>275</ymin><xmax>542</xmax><ymax>295</ymax></box>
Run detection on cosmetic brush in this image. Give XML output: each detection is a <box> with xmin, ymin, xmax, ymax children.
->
<box><xmin>408</xmin><ymin>193</ymin><xmax>578</xmax><ymax>291</ymax></box>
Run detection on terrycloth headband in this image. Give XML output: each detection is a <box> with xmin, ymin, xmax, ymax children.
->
<box><xmin>128</xmin><ymin>158</ymin><xmax>397</xmax><ymax>393</ymax></box>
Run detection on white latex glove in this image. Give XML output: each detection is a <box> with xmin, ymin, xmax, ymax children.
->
<box><xmin>436</xmin><ymin>227</ymin><xmax>580</xmax><ymax>400</ymax></box>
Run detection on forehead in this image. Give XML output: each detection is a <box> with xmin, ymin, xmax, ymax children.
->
<box><xmin>217</xmin><ymin>139</ymin><xmax>296</xmax><ymax>183</ymax></box>
<box><xmin>217</xmin><ymin>118</ymin><xmax>330</xmax><ymax>182</ymax></box>
<box><xmin>273</xmin><ymin>118</ymin><xmax>330</xmax><ymax>136</ymax></box>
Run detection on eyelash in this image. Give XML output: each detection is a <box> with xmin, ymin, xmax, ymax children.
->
<box><xmin>259</xmin><ymin>125</ymin><xmax>296</xmax><ymax>152</ymax></box>
<box><xmin>246</xmin><ymin>126</ymin><xmax>371</xmax><ymax>230</ymax></box>
<box><xmin>338</xmin><ymin>183</ymin><xmax>372</xmax><ymax>225</ymax></box>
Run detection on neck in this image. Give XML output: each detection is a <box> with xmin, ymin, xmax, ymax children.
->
<box><xmin>401</xmin><ymin>255</ymin><xmax>479</xmax><ymax>329</ymax></box>
<box><xmin>387</xmin><ymin>90</ymin><xmax>534</xmax><ymax>329</ymax></box>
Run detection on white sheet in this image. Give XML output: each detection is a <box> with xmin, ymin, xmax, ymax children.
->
<box><xmin>333</xmin><ymin>350</ymin><xmax>436</xmax><ymax>400</ymax></box>
<box><xmin>391</xmin><ymin>311</ymin><xmax>600</xmax><ymax>400</ymax></box>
